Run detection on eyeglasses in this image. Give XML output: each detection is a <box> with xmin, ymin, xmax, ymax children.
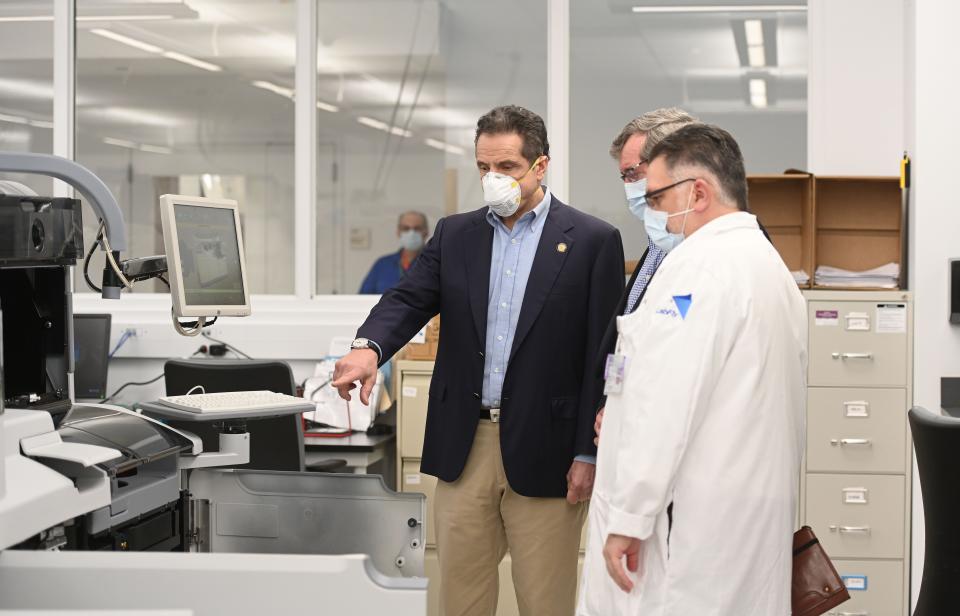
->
<box><xmin>644</xmin><ymin>178</ymin><xmax>695</xmax><ymax>209</ymax></box>
<box><xmin>619</xmin><ymin>159</ymin><xmax>648</xmax><ymax>183</ymax></box>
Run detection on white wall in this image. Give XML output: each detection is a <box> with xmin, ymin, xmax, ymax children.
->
<box><xmin>807</xmin><ymin>0</ymin><xmax>905</xmax><ymax>176</ymax></box>
<box><xmin>74</xmin><ymin>294</ymin><xmax>380</xmax><ymax>405</ymax></box>
<box><xmin>906</xmin><ymin>0</ymin><xmax>960</xmax><ymax>605</ymax></box>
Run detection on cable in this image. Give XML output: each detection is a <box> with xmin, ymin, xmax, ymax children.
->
<box><xmin>108</xmin><ymin>329</ymin><xmax>134</xmax><ymax>358</ymax></box>
<box><xmin>172</xmin><ymin>307</ymin><xmax>206</xmax><ymax>337</ymax></box>
<box><xmin>201</xmin><ymin>330</ymin><xmax>253</xmax><ymax>359</ymax></box>
<box><xmin>185</xmin><ymin>385</ymin><xmax>206</xmax><ymax>396</ymax></box>
<box><xmin>100</xmin><ymin>348</ymin><xmax>204</xmax><ymax>403</ymax></box>
<box><xmin>98</xmin><ymin>221</ymin><xmax>132</xmax><ymax>289</ymax></box>
<box><xmin>100</xmin><ymin>373</ymin><xmax>164</xmax><ymax>404</ymax></box>
<box><xmin>82</xmin><ymin>224</ymin><xmax>103</xmax><ymax>293</ymax></box>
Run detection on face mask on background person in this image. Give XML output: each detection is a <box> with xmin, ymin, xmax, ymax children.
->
<box><xmin>644</xmin><ymin>185</ymin><xmax>695</xmax><ymax>252</ymax></box>
<box><xmin>399</xmin><ymin>229</ymin><xmax>424</xmax><ymax>252</ymax></box>
<box><xmin>624</xmin><ymin>178</ymin><xmax>647</xmax><ymax>220</ymax></box>
<box><xmin>482</xmin><ymin>157</ymin><xmax>543</xmax><ymax>218</ymax></box>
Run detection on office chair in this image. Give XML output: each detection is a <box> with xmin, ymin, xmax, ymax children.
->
<box><xmin>164</xmin><ymin>359</ymin><xmax>346</xmax><ymax>473</ymax></box>
<box><xmin>909</xmin><ymin>406</ymin><xmax>960</xmax><ymax>615</ymax></box>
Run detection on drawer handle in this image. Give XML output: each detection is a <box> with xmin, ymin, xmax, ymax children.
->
<box><xmin>829</xmin><ymin>525</ymin><xmax>871</xmax><ymax>534</ymax></box>
<box><xmin>830</xmin><ymin>438</ymin><xmax>872</xmax><ymax>447</ymax></box>
<box><xmin>831</xmin><ymin>352</ymin><xmax>874</xmax><ymax>361</ymax></box>
<box><xmin>829</xmin><ymin>612</ymin><xmax>870</xmax><ymax>616</ymax></box>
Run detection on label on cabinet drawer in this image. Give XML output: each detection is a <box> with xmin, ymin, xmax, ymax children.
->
<box><xmin>815</xmin><ymin>310</ymin><xmax>839</xmax><ymax>326</ymax></box>
<box><xmin>844</xmin><ymin>401</ymin><xmax>870</xmax><ymax>418</ymax></box>
<box><xmin>402</xmin><ymin>386</ymin><xmax>418</xmax><ymax>397</ymax></box>
<box><xmin>845</xmin><ymin>312</ymin><xmax>871</xmax><ymax>331</ymax></box>
<box><xmin>876</xmin><ymin>303</ymin><xmax>907</xmax><ymax>334</ymax></box>
<box><xmin>841</xmin><ymin>575</ymin><xmax>868</xmax><ymax>591</ymax></box>
<box><xmin>406</xmin><ymin>474</ymin><xmax>421</xmax><ymax>485</ymax></box>
<box><xmin>842</xmin><ymin>487</ymin><xmax>869</xmax><ymax>504</ymax></box>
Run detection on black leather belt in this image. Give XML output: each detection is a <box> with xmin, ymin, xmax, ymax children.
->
<box><xmin>479</xmin><ymin>407</ymin><xmax>501</xmax><ymax>423</ymax></box>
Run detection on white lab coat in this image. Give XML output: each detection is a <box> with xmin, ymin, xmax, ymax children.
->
<box><xmin>578</xmin><ymin>212</ymin><xmax>807</xmax><ymax>616</ymax></box>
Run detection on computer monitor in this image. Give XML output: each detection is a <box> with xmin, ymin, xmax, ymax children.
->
<box><xmin>73</xmin><ymin>313</ymin><xmax>111</xmax><ymax>400</ymax></box>
<box><xmin>159</xmin><ymin>194</ymin><xmax>251</xmax><ymax>318</ymax></box>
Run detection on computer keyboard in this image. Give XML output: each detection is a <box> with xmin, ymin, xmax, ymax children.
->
<box><xmin>157</xmin><ymin>390</ymin><xmax>308</xmax><ymax>414</ymax></box>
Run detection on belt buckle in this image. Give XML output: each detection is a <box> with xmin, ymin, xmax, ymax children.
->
<box><xmin>489</xmin><ymin>408</ymin><xmax>501</xmax><ymax>423</ymax></box>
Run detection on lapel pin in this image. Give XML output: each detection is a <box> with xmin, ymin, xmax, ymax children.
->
<box><xmin>557</xmin><ymin>242</ymin><xmax>568</xmax><ymax>253</ymax></box>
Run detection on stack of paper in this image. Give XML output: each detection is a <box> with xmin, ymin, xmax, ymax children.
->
<box><xmin>814</xmin><ymin>262</ymin><xmax>900</xmax><ymax>288</ymax></box>
<box><xmin>792</xmin><ymin>270</ymin><xmax>810</xmax><ymax>285</ymax></box>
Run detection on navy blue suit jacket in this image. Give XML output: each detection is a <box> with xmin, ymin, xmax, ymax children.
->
<box><xmin>356</xmin><ymin>196</ymin><xmax>624</xmax><ymax>497</ymax></box>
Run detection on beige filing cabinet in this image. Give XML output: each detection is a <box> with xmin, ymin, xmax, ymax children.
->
<box><xmin>801</xmin><ymin>290</ymin><xmax>912</xmax><ymax>616</ymax></box>
<box><xmin>396</xmin><ymin>360</ymin><xmax>586</xmax><ymax>616</ymax></box>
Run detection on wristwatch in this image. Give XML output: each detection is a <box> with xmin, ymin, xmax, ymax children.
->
<box><xmin>351</xmin><ymin>337</ymin><xmax>379</xmax><ymax>359</ymax></box>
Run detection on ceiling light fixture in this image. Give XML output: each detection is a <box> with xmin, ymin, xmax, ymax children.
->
<box><xmin>743</xmin><ymin>19</ymin><xmax>766</xmax><ymax>67</ymax></box>
<box><xmin>0</xmin><ymin>1</ymin><xmax>198</xmax><ymax>23</ymax></box>
<box><xmin>139</xmin><ymin>144</ymin><xmax>172</xmax><ymax>154</ymax></box>
<box><xmin>749</xmin><ymin>78</ymin><xmax>768</xmax><ymax>108</ymax></box>
<box><xmin>357</xmin><ymin>116</ymin><xmax>412</xmax><ymax>138</ymax></box>
<box><xmin>632</xmin><ymin>4</ymin><xmax>805</xmax><ymax>14</ymax></box>
<box><xmin>252</xmin><ymin>80</ymin><xmax>294</xmax><ymax>98</ymax></box>
<box><xmin>747</xmin><ymin>45</ymin><xmax>766</xmax><ymax>67</ymax></box>
<box><xmin>102</xmin><ymin>137</ymin><xmax>138</xmax><ymax>149</ymax></box>
<box><xmin>162</xmin><ymin>51</ymin><xmax>221</xmax><ymax>72</ymax></box>
<box><xmin>424</xmin><ymin>138</ymin><xmax>464</xmax><ymax>156</ymax></box>
<box><xmin>252</xmin><ymin>81</ymin><xmax>339</xmax><ymax>112</ymax></box>
<box><xmin>90</xmin><ymin>28</ymin><xmax>163</xmax><ymax>53</ymax></box>
<box><xmin>0</xmin><ymin>113</ymin><xmax>29</xmax><ymax>125</ymax></box>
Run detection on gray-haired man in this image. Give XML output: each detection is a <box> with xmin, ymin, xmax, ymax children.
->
<box><xmin>592</xmin><ymin>108</ymin><xmax>698</xmax><ymax>442</ymax></box>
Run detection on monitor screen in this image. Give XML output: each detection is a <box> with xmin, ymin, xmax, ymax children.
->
<box><xmin>74</xmin><ymin>314</ymin><xmax>111</xmax><ymax>399</ymax></box>
<box><xmin>173</xmin><ymin>203</ymin><xmax>246</xmax><ymax>307</ymax></box>
<box><xmin>160</xmin><ymin>195</ymin><xmax>250</xmax><ymax>318</ymax></box>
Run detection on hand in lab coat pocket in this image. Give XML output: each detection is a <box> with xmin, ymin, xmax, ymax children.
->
<box><xmin>603</xmin><ymin>534</ymin><xmax>644</xmax><ymax>592</ymax></box>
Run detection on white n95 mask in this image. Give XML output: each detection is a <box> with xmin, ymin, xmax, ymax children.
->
<box><xmin>482</xmin><ymin>171</ymin><xmax>523</xmax><ymax>217</ymax></box>
<box><xmin>482</xmin><ymin>156</ymin><xmax>544</xmax><ymax>218</ymax></box>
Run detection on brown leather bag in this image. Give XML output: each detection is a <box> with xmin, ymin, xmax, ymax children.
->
<box><xmin>792</xmin><ymin>525</ymin><xmax>851</xmax><ymax>616</ymax></box>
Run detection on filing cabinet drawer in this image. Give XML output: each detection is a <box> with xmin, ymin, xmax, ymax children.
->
<box><xmin>399</xmin><ymin>373</ymin><xmax>432</xmax><ymax>457</ymax></box>
<box><xmin>401</xmin><ymin>459</ymin><xmax>438</xmax><ymax>547</ymax></box>
<box><xmin>807</xmin><ymin>388</ymin><xmax>907</xmax><ymax>474</ymax></box>
<box><xmin>828</xmin><ymin>559</ymin><xmax>904</xmax><ymax>616</ymax></box>
<box><xmin>805</xmin><ymin>475</ymin><xmax>905</xmax><ymax>559</ymax></box>
<box><xmin>808</xmin><ymin>301</ymin><xmax>908</xmax><ymax>387</ymax></box>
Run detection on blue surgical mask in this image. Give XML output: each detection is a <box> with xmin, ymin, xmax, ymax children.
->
<box><xmin>623</xmin><ymin>178</ymin><xmax>647</xmax><ymax>220</ymax></box>
<box><xmin>643</xmin><ymin>188</ymin><xmax>695</xmax><ymax>252</ymax></box>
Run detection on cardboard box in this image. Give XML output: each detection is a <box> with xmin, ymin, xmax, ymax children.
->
<box><xmin>399</xmin><ymin>315</ymin><xmax>440</xmax><ymax>361</ymax></box>
<box><xmin>813</xmin><ymin>176</ymin><xmax>901</xmax><ymax>288</ymax></box>
<box><xmin>747</xmin><ymin>173</ymin><xmax>814</xmax><ymax>287</ymax></box>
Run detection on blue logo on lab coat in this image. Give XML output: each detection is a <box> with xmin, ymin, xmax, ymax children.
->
<box><xmin>672</xmin><ymin>294</ymin><xmax>692</xmax><ymax>319</ymax></box>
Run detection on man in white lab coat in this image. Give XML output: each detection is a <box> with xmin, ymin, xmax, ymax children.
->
<box><xmin>578</xmin><ymin>123</ymin><xmax>807</xmax><ymax>616</ymax></box>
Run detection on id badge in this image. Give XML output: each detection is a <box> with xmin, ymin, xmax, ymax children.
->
<box><xmin>604</xmin><ymin>353</ymin><xmax>627</xmax><ymax>395</ymax></box>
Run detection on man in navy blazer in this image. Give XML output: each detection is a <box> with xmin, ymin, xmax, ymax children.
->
<box><xmin>334</xmin><ymin>105</ymin><xmax>623</xmax><ymax>616</ymax></box>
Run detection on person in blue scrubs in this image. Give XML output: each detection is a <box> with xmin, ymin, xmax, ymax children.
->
<box><xmin>359</xmin><ymin>211</ymin><xmax>430</xmax><ymax>294</ymax></box>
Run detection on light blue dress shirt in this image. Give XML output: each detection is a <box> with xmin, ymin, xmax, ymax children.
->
<box><xmin>481</xmin><ymin>188</ymin><xmax>552</xmax><ymax>408</ymax></box>
<box><xmin>480</xmin><ymin>190</ymin><xmax>596</xmax><ymax>467</ymax></box>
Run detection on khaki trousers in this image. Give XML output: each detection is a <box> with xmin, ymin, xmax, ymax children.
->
<box><xmin>434</xmin><ymin>420</ymin><xmax>586</xmax><ymax>616</ymax></box>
